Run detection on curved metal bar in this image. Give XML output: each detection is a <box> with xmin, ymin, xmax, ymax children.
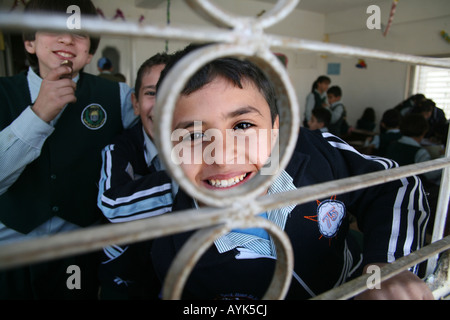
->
<box><xmin>185</xmin><ymin>0</ymin><xmax>299</xmax><ymax>30</ymax></box>
<box><xmin>312</xmin><ymin>236</ymin><xmax>450</xmax><ymax>300</ymax></box>
<box><xmin>162</xmin><ymin>217</ymin><xmax>294</xmax><ymax>300</ymax></box>
<box><xmin>1</xmin><ymin>12</ymin><xmax>450</xmax><ymax>68</ymax></box>
<box><xmin>154</xmin><ymin>42</ymin><xmax>299</xmax><ymax>207</ymax></box>
<box><xmin>0</xmin><ymin>0</ymin><xmax>448</xmax><ymax>300</ymax></box>
<box><xmin>0</xmin><ymin>158</ymin><xmax>449</xmax><ymax>271</ymax></box>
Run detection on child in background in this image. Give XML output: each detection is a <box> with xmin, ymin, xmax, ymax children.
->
<box><xmin>368</xmin><ymin>108</ymin><xmax>403</xmax><ymax>157</ymax></box>
<box><xmin>356</xmin><ymin>107</ymin><xmax>376</xmax><ymax>132</ymax></box>
<box><xmin>386</xmin><ymin>113</ymin><xmax>439</xmax><ymax>183</ymax></box>
<box><xmin>326</xmin><ymin>86</ymin><xmax>348</xmax><ymax>137</ymax></box>
<box><xmin>97</xmin><ymin>53</ymin><xmax>174</xmax><ymax>299</ymax></box>
<box><xmin>307</xmin><ymin>106</ymin><xmax>331</xmax><ymax>133</ymax></box>
<box><xmin>0</xmin><ymin>0</ymin><xmax>136</xmax><ymax>299</ymax></box>
<box><xmin>386</xmin><ymin>113</ymin><xmax>442</xmax><ymax>233</ymax></box>
<box><xmin>303</xmin><ymin>75</ymin><xmax>330</xmax><ymax>127</ymax></box>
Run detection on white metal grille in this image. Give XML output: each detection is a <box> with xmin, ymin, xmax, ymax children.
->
<box><xmin>0</xmin><ymin>0</ymin><xmax>449</xmax><ymax>300</ymax></box>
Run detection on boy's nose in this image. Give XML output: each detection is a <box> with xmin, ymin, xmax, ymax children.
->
<box><xmin>57</xmin><ymin>34</ymin><xmax>74</xmax><ymax>44</ymax></box>
<box><xmin>202</xmin><ymin>129</ymin><xmax>237</xmax><ymax>166</ymax></box>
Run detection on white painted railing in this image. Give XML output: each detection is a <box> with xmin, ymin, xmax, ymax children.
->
<box><xmin>0</xmin><ymin>0</ymin><xmax>448</xmax><ymax>300</ymax></box>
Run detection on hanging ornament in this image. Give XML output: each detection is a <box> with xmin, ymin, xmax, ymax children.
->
<box><xmin>356</xmin><ymin>59</ymin><xmax>367</xmax><ymax>69</ymax></box>
<box><xmin>256</xmin><ymin>10</ymin><xmax>266</xmax><ymax>18</ymax></box>
<box><xmin>9</xmin><ymin>0</ymin><xmax>27</xmax><ymax>11</ymax></box>
<box><xmin>383</xmin><ymin>0</ymin><xmax>399</xmax><ymax>37</ymax></box>
<box><xmin>320</xmin><ymin>34</ymin><xmax>330</xmax><ymax>59</ymax></box>
<box><xmin>165</xmin><ymin>0</ymin><xmax>171</xmax><ymax>53</ymax></box>
<box><xmin>96</xmin><ymin>8</ymin><xmax>105</xmax><ymax>19</ymax></box>
<box><xmin>112</xmin><ymin>9</ymin><xmax>125</xmax><ymax>21</ymax></box>
<box><xmin>274</xmin><ymin>53</ymin><xmax>288</xmax><ymax>67</ymax></box>
<box><xmin>441</xmin><ymin>30</ymin><xmax>450</xmax><ymax>44</ymax></box>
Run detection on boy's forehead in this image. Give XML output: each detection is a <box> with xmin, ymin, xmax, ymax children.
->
<box><xmin>174</xmin><ymin>77</ymin><xmax>269</xmax><ymax>115</ymax></box>
<box><xmin>178</xmin><ymin>76</ymin><xmax>264</xmax><ymax>103</ymax></box>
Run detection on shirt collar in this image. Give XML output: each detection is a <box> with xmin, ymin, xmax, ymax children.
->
<box><xmin>398</xmin><ymin>135</ymin><xmax>422</xmax><ymax>147</ymax></box>
<box><xmin>143</xmin><ymin>126</ymin><xmax>159</xmax><ymax>167</ymax></box>
<box><xmin>213</xmin><ymin>169</ymin><xmax>297</xmax><ymax>257</ymax></box>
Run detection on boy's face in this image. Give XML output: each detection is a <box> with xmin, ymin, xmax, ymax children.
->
<box><xmin>24</xmin><ymin>31</ymin><xmax>93</xmax><ymax>79</ymax></box>
<box><xmin>172</xmin><ymin>76</ymin><xmax>279</xmax><ymax>193</ymax></box>
<box><xmin>307</xmin><ymin>114</ymin><xmax>324</xmax><ymax>130</ymax></box>
<box><xmin>132</xmin><ymin>64</ymin><xmax>166</xmax><ymax>139</ymax></box>
<box><xmin>317</xmin><ymin>81</ymin><xmax>330</xmax><ymax>94</ymax></box>
<box><xmin>327</xmin><ymin>93</ymin><xmax>340</xmax><ymax>105</ymax></box>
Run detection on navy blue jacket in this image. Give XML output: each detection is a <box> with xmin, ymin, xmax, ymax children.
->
<box><xmin>151</xmin><ymin>129</ymin><xmax>429</xmax><ymax>299</ymax></box>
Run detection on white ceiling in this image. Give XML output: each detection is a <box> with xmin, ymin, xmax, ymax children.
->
<box><xmin>256</xmin><ymin>0</ymin><xmax>390</xmax><ymax>14</ymax></box>
<box><xmin>135</xmin><ymin>0</ymin><xmax>392</xmax><ymax>14</ymax></box>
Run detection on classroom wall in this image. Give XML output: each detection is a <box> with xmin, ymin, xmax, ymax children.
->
<box><xmin>85</xmin><ymin>0</ymin><xmax>327</xmax><ymax>121</ymax></box>
<box><xmin>323</xmin><ymin>0</ymin><xmax>450</xmax><ymax>127</ymax></box>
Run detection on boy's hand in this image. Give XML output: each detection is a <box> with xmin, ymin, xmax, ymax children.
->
<box><xmin>355</xmin><ymin>263</ymin><xmax>434</xmax><ymax>300</ymax></box>
<box><xmin>32</xmin><ymin>65</ymin><xmax>77</xmax><ymax>123</ymax></box>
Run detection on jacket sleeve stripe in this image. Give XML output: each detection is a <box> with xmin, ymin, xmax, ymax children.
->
<box><xmin>322</xmin><ymin>132</ymin><xmax>429</xmax><ymax>268</ymax></box>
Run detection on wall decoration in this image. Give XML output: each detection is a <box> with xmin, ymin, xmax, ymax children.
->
<box><xmin>383</xmin><ymin>0</ymin><xmax>399</xmax><ymax>37</ymax></box>
<box><xmin>327</xmin><ymin>63</ymin><xmax>341</xmax><ymax>75</ymax></box>
<box><xmin>9</xmin><ymin>0</ymin><xmax>28</xmax><ymax>11</ymax></box>
<box><xmin>274</xmin><ymin>53</ymin><xmax>288</xmax><ymax>67</ymax></box>
<box><xmin>320</xmin><ymin>34</ymin><xmax>330</xmax><ymax>59</ymax></box>
<box><xmin>165</xmin><ymin>0</ymin><xmax>171</xmax><ymax>52</ymax></box>
<box><xmin>441</xmin><ymin>30</ymin><xmax>450</xmax><ymax>44</ymax></box>
<box><xmin>356</xmin><ymin>59</ymin><xmax>367</xmax><ymax>69</ymax></box>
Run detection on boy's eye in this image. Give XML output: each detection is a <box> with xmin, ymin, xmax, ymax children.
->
<box><xmin>234</xmin><ymin>122</ymin><xmax>254</xmax><ymax>130</ymax></box>
<box><xmin>183</xmin><ymin>131</ymin><xmax>205</xmax><ymax>142</ymax></box>
<box><xmin>144</xmin><ymin>90</ymin><xmax>156</xmax><ymax>97</ymax></box>
<box><xmin>73</xmin><ymin>33</ymin><xmax>89</xmax><ymax>39</ymax></box>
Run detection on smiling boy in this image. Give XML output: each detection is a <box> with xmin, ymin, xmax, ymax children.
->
<box><xmin>0</xmin><ymin>0</ymin><xmax>136</xmax><ymax>299</ymax></box>
<box><xmin>172</xmin><ymin>75</ymin><xmax>278</xmax><ymax>192</ymax></box>
<box><xmin>97</xmin><ymin>53</ymin><xmax>173</xmax><ymax>299</ymax></box>
<box><xmin>150</xmin><ymin>44</ymin><xmax>433</xmax><ymax>300</ymax></box>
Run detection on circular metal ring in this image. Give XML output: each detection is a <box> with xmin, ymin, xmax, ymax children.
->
<box><xmin>162</xmin><ymin>217</ymin><xmax>294</xmax><ymax>300</ymax></box>
<box><xmin>186</xmin><ymin>0</ymin><xmax>300</xmax><ymax>30</ymax></box>
<box><xmin>154</xmin><ymin>43</ymin><xmax>299</xmax><ymax>207</ymax></box>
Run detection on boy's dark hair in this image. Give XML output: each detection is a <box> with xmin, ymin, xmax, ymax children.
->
<box><xmin>400</xmin><ymin>113</ymin><xmax>429</xmax><ymax>137</ymax></box>
<box><xmin>411</xmin><ymin>98</ymin><xmax>435</xmax><ymax>114</ymax></box>
<box><xmin>381</xmin><ymin>108</ymin><xmax>401</xmax><ymax>129</ymax></box>
<box><xmin>23</xmin><ymin>0</ymin><xmax>100</xmax><ymax>68</ymax></box>
<box><xmin>134</xmin><ymin>52</ymin><xmax>171</xmax><ymax>101</ymax></box>
<box><xmin>327</xmin><ymin>86</ymin><xmax>342</xmax><ymax>97</ymax></box>
<box><xmin>312</xmin><ymin>107</ymin><xmax>331</xmax><ymax>127</ymax></box>
<box><xmin>157</xmin><ymin>43</ymin><xmax>279</xmax><ymax>125</ymax></box>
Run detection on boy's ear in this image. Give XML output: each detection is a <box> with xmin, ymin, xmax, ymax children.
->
<box><xmin>131</xmin><ymin>92</ymin><xmax>140</xmax><ymax>116</ymax></box>
<box><xmin>24</xmin><ymin>40</ymin><xmax>36</xmax><ymax>54</ymax></box>
<box><xmin>271</xmin><ymin>115</ymin><xmax>280</xmax><ymax>148</ymax></box>
<box><xmin>273</xmin><ymin>115</ymin><xmax>280</xmax><ymax>130</ymax></box>
<box><xmin>85</xmin><ymin>53</ymin><xmax>94</xmax><ymax>66</ymax></box>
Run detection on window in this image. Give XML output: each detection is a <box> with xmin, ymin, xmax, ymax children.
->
<box><xmin>413</xmin><ymin>58</ymin><xmax>450</xmax><ymax>118</ymax></box>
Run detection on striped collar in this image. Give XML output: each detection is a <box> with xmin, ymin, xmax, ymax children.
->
<box><xmin>212</xmin><ymin>170</ymin><xmax>297</xmax><ymax>257</ymax></box>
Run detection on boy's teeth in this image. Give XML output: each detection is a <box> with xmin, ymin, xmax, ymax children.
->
<box><xmin>59</xmin><ymin>52</ymin><xmax>74</xmax><ymax>58</ymax></box>
<box><xmin>209</xmin><ymin>174</ymin><xmax>246</xmax><ymax>188</ymax></box>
